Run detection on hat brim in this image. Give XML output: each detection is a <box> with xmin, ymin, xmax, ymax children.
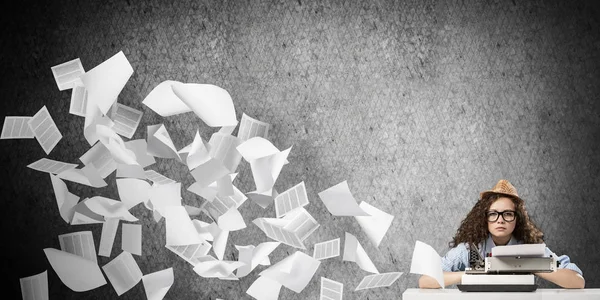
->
<box><xmin>480</xmin><ymin>191</ymin><xmax>522</xmax><ymax>202</ymax></box>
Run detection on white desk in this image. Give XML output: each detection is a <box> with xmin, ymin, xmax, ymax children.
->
<box><xmin>402</xmin><ymin>288</ymin><xmax>600</xmax><ymax>300</ymax></box>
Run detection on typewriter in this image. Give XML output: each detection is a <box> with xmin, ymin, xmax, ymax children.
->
<box><xmin>457</xmin><ymin>243</ymin><xmax>557</xmax><ymax>292</ymax></box>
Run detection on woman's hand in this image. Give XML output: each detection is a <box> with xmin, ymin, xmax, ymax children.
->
<box><xmin>535</xmin><ymin>269</ymin><xmax>585</xmax><ymax>289</ymax></box>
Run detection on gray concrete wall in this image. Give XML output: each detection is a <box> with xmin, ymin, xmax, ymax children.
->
<box><xmin>2</xmin><ymin>0</ymin><xmax>599</xmax><ymax>299</ymax></box>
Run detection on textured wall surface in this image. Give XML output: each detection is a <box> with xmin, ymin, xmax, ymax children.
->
<box><xmin>2</xmin><ymin>0</ymin><xmax>600</xmax><ymax>299</ymax></box>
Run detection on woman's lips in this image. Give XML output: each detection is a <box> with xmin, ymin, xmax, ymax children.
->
<box><xmin>496</xmin><ymin>227</ymin><xmax>506</xmax><ymax>231</ymax></box>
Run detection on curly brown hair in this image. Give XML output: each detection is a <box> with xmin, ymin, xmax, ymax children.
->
<box><xmin>449</xmin><ymin>193</ymin><xmax>544</xmax><ymax>248</ymax></box>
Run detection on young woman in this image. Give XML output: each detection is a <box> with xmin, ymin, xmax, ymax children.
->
<box><xmin>419</xmin><ymin>179</ymin><xmax>585</xmax><ymax>289</ymax></box>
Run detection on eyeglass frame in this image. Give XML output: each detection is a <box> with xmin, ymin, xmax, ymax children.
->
<box><xmin>486</xmin><ymin>210</ymin><xmax>517</xmax><ymax>222</ymax></box>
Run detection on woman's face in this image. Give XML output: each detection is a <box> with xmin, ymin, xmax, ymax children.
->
<box><xmin>487</xmin><ymin>197</ymin><xmax>517</xmax><ymax>242</ymax></box>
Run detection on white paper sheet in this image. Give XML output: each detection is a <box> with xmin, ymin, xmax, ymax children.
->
<box><xmin>253</xmin><ymin>218</ymin><xmax>305</xmax><ymax>249</ymax></box>
<box><xmin>164</xmin><ymin>205</ymin><xmax>204</xmax><ymax>246</ymax></box>
<box><xmin>96</xmin><ymin>124</ymin><xmax>138</xmax><ymax>165</ymax></box>
<box><xmin>317</xmin><ymin>181</ymin><xmax>370</xmax><ymax>216</ymax></box>
<box><xmin>491</xmin><ymin>243</ymin><xmax>546</xmax><ymax>257</ymax></box>
<box><xmin>275</xmin><ymin>182</ymin><xmax>309</xmax><ymax>218</ymax></box>
<box><xmin>117</xmin><ymin>178</ymin><xmax>151</xmax><ymax>209</ymax></box>
<box><xmin>98</xmin><ymin>218</ymin><xmax>119</xmax><ymax>257</ymax></box>
<box><xmin>320</xmin><ymin>277</ymin><xmax>343</xmax><ymax>300</ymax></box>
<box><xmin>208</xmin><ymin>132</ymin><xmax>242</xmax><ymax>172</ymax></box>
<box><xmin>192</xmin><ymin>220</ymin><xmax>214</xmax><ymax>242</ymax></box>
<box><xmin>409</xmin><ymin>240</ymin><xmax>444</xmax><ymax>289</ymax></box>
<box><xmin>116</xmin><ymin>163</ymin><xmax>146</xmax><ymax>179</ymax></box>
<box><xmin>85</xmin><ymin>196</ymin><xmax>138</xmax><ymax>222</ymax></box>
<box><xmin>249</xmin><ymin>147</ymin><xmax>292</xmax><ymax>195</ymax></box>
<box><xmin>43</xmin><ymin>248</ymin><xmax>106</xmax><ymax>292</ymax></box>
<box><xmin>58</xmin><ymin>231</ymin><xmax>97</xmax><ymax>264</ymax></box>
<box><xmin>124</xmin><ymin>139</ymin><xmax>156</xmax><ymax>168</ymax></box>
<box><xmin>189</xmin><ymin>158</ymin><xmax>231</xmax><ymax>189</ymax></box>
<box><xmin>246</xmin><ymin>276</ymin><xmax>282</xmax><ymax>300</ymax></box>
<box><xmin>20</xmin><ymin>270</ymin><xmax>49</xmax><ymax>300</ymax></box>
<box><xmin>71</xmin><ymin>198</ymin><xmax>104</xmax><ymax>225</ymax></box>
<box><xmin>166</xmin><ymin>241</ymin><xmax>212</xmax><ymax>266</ymax></box>
<box><xmin>193</xmin><ymin>259</ymin><xmax>246</xmax><ymax>278</ymax></box>
<box><xmin>208</xmin><ymin>223</ymin><xmax>229</xmax><ymax>260</ymax></box>
<box><xmin>49</xmin><ymin>174</ymin><xmax>80</xmax><ymax>224</ymax></box>
<box><xmin>259</xmin><ymin>251</ymin><xmax>321</xmax><ymax>293</ymax></box>
<box><xmin>247</xmin><ymin>189</ymin><xmax>279</xmax><ymax>209</ymax></box>
<box><xmin>342</xmin><ymin>232</ymin><xmax>379</xmax><ymax>274</ymax></box>
<box><xmin>235</xmin><ymin>242</ymin><xmax>280</xmax><ymax>278</ymax></box>
<box><xmin>56</xmin><ymin>164</ymin><xmax>107</xmax><ymax>188</ymax></box>
<box><xmin>145</xmin><ymin>170</ymin><xmax>176</xmax><ymax>185</ymax></box>
<box><xmin>122</xmin><ymin>223</ymin><xmax>142</xmax><ymax>256</ymax></box>
<box><xmin>102</xmin><ymin>251</ymin><xmax>143</xmax><ymax>296</ymax></box>
<box><xmin>27</xmin><ymin>158</ymin><xmax>78</xmax><ymax>174</ymax></box>
<box><xmin>237</xmin><ymin>113</ymin><xmax>270</xmax><ymax>142</ymax></box>
<box><xmin>109</xmin><ymin>103</ymin><xmax>143</xmax><ymax>139</ymax></box>
<box><xmin>185</xmin><ymin>130</ymin><xmax>211</xmax><ymax>170</ymax></box>
<box><xmin>51</xmin><ymin>58</ymin><xmax>85</xmax><ymax>91</ymax></box>
<box><xmin>79</xmin><ymin>142</ymin><xmax>117</xmax><ymax>178</ymax></box>
<box><xmin>80</xmin><ymin>51</ymin><xmax>133</xmax><ymax>115</ymax></box>
<box><xmin>147</xmin><ymin>124</ymin><xmax>181</xmax><ymax>160</ymax></box>
<box><xmin>142</xmin><ymin>80</ymin><xmax>192</xmax><ymax>117</ymax></box>
<box><xmin>236</xmin><ymin>136</ymin><xmax>281</xmax><ymax>162</ymax></box>
<box><xmin>1</xmin><ymin>116</ymin><xmax>35</xmax><ymax>139</ymax></box>
<box><xmin>283</xmin><ymin>207</ymin><xmax>320</xmax><ymax>241</ymax></box>
<box><xmin>142</xmin><ymin>268</ymin><xmax>174</xmax><ymax>300</ymax></box>
<box><xmin>313</xmin><ymin>238</ymin><xmax>341</xmax><ymax>260</ymax></box>
<box><xmin>217</xmin><ymin>207</ymin><xmax>246</xmax><ymax>231</ymax></box>
<box><xmin>28</xmin><ymin>106</ymin><xmax>62</xmax><ymax>154</ymax></box>
<box><xmin>170</xmin><ymin>82</ymin><xmax>237</xmax><ymax>127</ymax></box>
<box><xmin>354</xmin><ymin>201</ymin><xmax>394</xmax><ymax>248</ymax></box>
<box><xmin>69</xmin><ymin>84</ymin><xmax>88</xmax><ymax>117</ymax></box>
<box><xmin>354</xmin><ymin>272</ymin><xmax>403</xmax><ymax>291</ymax></box>
<box><xmin>202</xmin><ymin>184</ymin><xmax>247</xmax><ymax>221</ymax></box>
<box><xmin>149</xmin><ymin>182</ymin><xmax>182</xmax><ymax>218</ymax></box>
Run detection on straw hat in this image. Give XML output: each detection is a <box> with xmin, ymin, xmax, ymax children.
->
<box><xmin>480</xmin><ymin>179</ymin><xmax>521</xmax><ymax>201</ymax></box>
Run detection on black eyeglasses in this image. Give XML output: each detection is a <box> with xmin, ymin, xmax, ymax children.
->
<box><xmin>486</xmin><ymin>210</ymin><xmax>516</xmax><ymax>222</ymax></box>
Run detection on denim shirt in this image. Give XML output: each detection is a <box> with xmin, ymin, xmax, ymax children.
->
<box><xmin>440</xmin><ymin>234</ymin><xmax>583</xmax><ymax>276</ymax></box>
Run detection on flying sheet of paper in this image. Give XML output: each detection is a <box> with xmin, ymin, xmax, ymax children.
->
<box><xmin>109</xmin><ymin>103</ymin><xmax>143</xmax><ymax>139</ymax></box>
<box><xmin>124</xmin><ymin>139</ymin><xmax>156</xmax><ymax>168</ymax></box>
<box><xmin>27</xmin><ymin>158</ymin><xmax>78</xmax><ymax>175</ymax></box>
<box><xmin>202</xmin><ymin>185</ymin><xmax>247</xmax><ymax>221</ymax></box>
<box><xmin>164</xmin><ymin>205</ymin><xmax>204</xmax><ymax>246</ymax></box>
<box><xmin>354</xmin><ymin>272</ymin><xmax>403</xmax><ymax>291</ymax></box>
<box><xmin>116</xmin><ymin>163</ymin><xmax>146</xmax><ymax>179</ymax></box>
<box><xmin>208</xmin><ymin>223</ymin><xmax>229</xmax><ymax>260</ymax></box>
<box><xmin>142</xmin><ymin>80</ymin><xmax>192</xmax><ymax>117</ymax></box>
<box><xmin>216</xmin><ymin>173</ymin><xmax>235</xmax><ymax>197</ymax></box>
<box><xmin>343</xmin><ymin>232</ymin><xmax>379</xmax><ymax>274</ymax></box>
<box><xmin>98</xmin><ymin>218</ymin><xmax>119</xmax><ymax>257</ymax></box>
<box><xmin>56</xmin><ymin>164</ymin><xmax>107</xmax><ymax>188</ymax></box>
<box><xmin>102</xmin><ymin>251</ymin><xmax>143</xmax><ymax>296</ymax></box>
<box><xmin>318</xmin><ymin>181</ymin><xmax>370</xmax><ymax>216</ymax></box>
<box><xmin>354</xmin><ymin>201</ymin><xmax>394</xmax><ymax>248</ymax></box>
<box><xmin>170</xmin><ymin>82</ymin><xmax>237</xmax><ymax>127</ymax></box>
<box><xmin>69</xmin><ymin>84</ymin><xmax>88</xmax><ymax>117</ymax></box>
<box><xmin>1</xmin><ymin>116</ymin><xmax>35</xmax><ymax>139</ymax></box>
<box><xmin>192</xmin><ymin>220</ymin><xmax>214</xmax><ymax>242</ymax></box>
<box><xmin>43</xmin><ymin>248</ymin><xmax>106</xmax><ymax>292</ymax></box>
<box><xmin>235</xmin><ymin>242</ymin><xmax>281</xmax><ymax>278</ymax></box>
<box><xmin>146</xmin><ymin>124</ymin><xmax>181</xmax><ymax>160</ymax></box>
<box><xmin>20</xmin><ymin>270</ymin><xmax>49</xmax><ymax>300</ymax></box>
<box><xmin>117</xmin><ymin>178</ymin><xmax>151</xmax><ymax>209</ymax></box>
<box><xmin>82</xmin><ymin>96</ymin><xmax>113</xmax><ymax>146</ymax></box>
<box><xmin>185</xmin><ymin>130</ymin><xmax>211</xmax><ymax>170</ymax></box>
<box><xmin>275</xmin><ymin>182</ymin><xmax>309</xmax><ymax>218</ymax></box>
<box><xmin>80</xmin><ymin>51</ymin><xmax>133</xmax><ymax>115</ymax></box>
<box><xmin>409</xmin><ymin>240</ymin><xmax>444</xmax><ymax>289</ymax></box>
<box><xmin>85</xmin><ymin>196</ymin><xmax>138</xmax><ymax>222</ymax></box>
<box><xmin>217</xmin><ymin>207</ymin><xmax>246</xmax><ymax>231</ymax></box>
<box><xmin>283</xmin><ymin>207</ymin><xmax>320</xmax><ymax>241</ymax></box>
<box><xmin>145</xmin><ymin>170</ymin><xmax>176</xmax><ymax>185</ymax></box>
<box><xmin>247</xmin><ymin>189</ymin><xmax>279</xmax><ymax>209</ymax></box>
<box><xmin>250</xmin><ymin>147</ymin><xmax>292</xmax><ymax>195</ymax></box>
<box><xmin>79</xmin><ymin>142</ymin><xmax>117</xmax><ymax>178</ymax></box>
<box><xmin>237</xmin><ymin>113</ymin><xmax>270</xmax><ymax>142</ymax></box>
<box><xmin>259</xmin><ymin>251</ymin><xmax>321</xmax><ymax>293</ymax></box>
<box><xmin>71</xmin><ymin>198</ymin><xmax>104</xmax><ymax>225</ymax></box>
<box><xmin>149</xmin><ymin>182</ymin><xmax>182</xmax><ymax>218</ymax></box>
<box><xmin>96</xmin><ymin>124</ymin><xmax>138</xmax><ymax>165</ymax></box>
<box><xmin>58</xmin><ymin>231</ymin><xmax>97</xmax><ymax>264</ymax></box>
<box><xmin>49</xmin><ymin>174</ymin><xmax>79</xmax><ymax>224</ymax></box>
<box><xmin>246</xmin><ymin>275</ymin><xmax>282</xmax><ymax>300</ymax></box>
<box><xmin>313</xmin><ymin>238</ymin><xmax>341</xmax><ymax>260</ymax></box>
<box><xmin>121</xmin><ymin>223</ymin><xmax>142</xmax><ymax>256</ymax></box>
<box><xmin>51</xmin><ymin>58</ymin><xmax>85</xmax><ymax>91</ymax></box>
<box><xmin>253</xmin><ymin>218</ymin><xmax>305</xmax><ymax>249</ymax></box>
<box><xmin>166</xmin><ymin>241</ymin><xmax>212</xmax><ymax>266</ymax></box>
<box><xmin>193</xmin><ymin>259</ymin><xmax>245</xmax><ymax>278</ymax></box>
<box><xmin>208</xmin><ymin>132</ymin><xmax>242</xmax><ymax>172</ymax></box>
<box><xmin>189</xmin><ymin>158</ymin><xmax>231</xmax><ymax>188</ymax></box>
<box><xmin>142</xmin><ymin>267</ymin><xmax>174</xmax><ymax>300</ymax></box>
<box><xmin>28</xmin><ymin>106</ymin><xmax>62</xmax><ymax>154</ymax></box>
<box><xmin>320</xmin><ymin>277</ymin><xmax>343</xmax><ymax>300</ymax></box>
<box><xmin>236</xmin><ymin>136</ymin><xmax>281</xmax><ymax>161</ymax></box>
